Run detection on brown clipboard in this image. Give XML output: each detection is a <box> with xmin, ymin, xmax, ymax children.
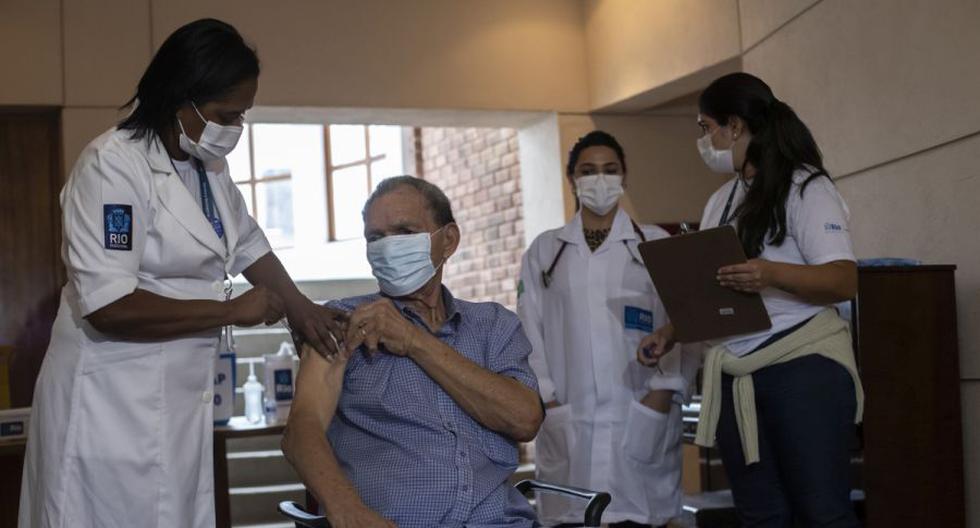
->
<box><xmin>637</xmin><ymin>225</ymin><xmax>771</xmax><ymax>342</ymax></box>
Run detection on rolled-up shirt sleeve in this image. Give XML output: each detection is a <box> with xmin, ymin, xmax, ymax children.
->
<box><xmin>486</xmin><ymin>307</ymin><xmax>539</xmax><ymax>393</ymax></box>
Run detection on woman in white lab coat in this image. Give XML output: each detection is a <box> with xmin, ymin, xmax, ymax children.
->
<box><xmin>518</xmin><ymin>131</ymin><xmax>698</xmax><ymax>527</ymax></box>
<box><xmin>19</xmin><ymin>19</ymin><xmax>344</xmax><ymax>528</ymax></box>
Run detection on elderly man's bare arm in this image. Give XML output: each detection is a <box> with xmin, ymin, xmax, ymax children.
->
<box><xmin>281</xmin><ymin>347</ymin><xmax>395</xmax><ymax>528</ymax></box>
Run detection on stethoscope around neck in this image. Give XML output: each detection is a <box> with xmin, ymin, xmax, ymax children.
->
<box><xmin>541</xmin><ymin>219</ymin><xmax>647</xmax><ymax>288</ymax></box>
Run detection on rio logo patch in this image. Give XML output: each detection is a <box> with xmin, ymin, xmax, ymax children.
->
<box><xmin>104</xmin><ymin>204</ymin><xmax>132</xmax><ymax>250</ymax></box>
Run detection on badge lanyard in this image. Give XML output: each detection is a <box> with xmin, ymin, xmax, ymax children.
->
<box><xmin>718</xmin><ymin>178</ymin><xmax>740</xmax><ymax>227</ymax></box>
<box><xmin>194</xmin><ymin>159</ymin><xmax>225</xmax><ymax>239</ymax></box>
<box><xmin>169</xmin><ymin>156</ymin><xmax>233</xmax><ymax>302</ymax></box>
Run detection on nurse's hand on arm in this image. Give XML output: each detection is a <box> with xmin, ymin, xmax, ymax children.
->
<box><xmin>716</xmin><ymin>258</ymin><xmax>857</xmax><ymax>304</ymax></box>
<box><xmin>242</xmin><ymin>252</ymin><xmax>349</xmax><ymax>358</ymax></box>
<box><xmin>281</xmin><ymin>346</ymin><xmax>396</xmax><ymax>528</ymax></box>
<box><xmin>86</xmin><ymin>285</ymin><xmax>284</xmax><ymax>339</ymax></box>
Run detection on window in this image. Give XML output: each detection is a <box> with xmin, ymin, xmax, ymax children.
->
<box><xmin>327</xmin><ymin>125</ymin><xmax>404</xmax><ymax>240</ymax></box>
<box><xmin>229</xmin><ymin>124</ymin><xmax>325</xmax><ymax>248</ymax></box>
<box><xmin>225</xmin><ymin>121</ymin><xmax>408</xmax><ymax>280</ymax></box>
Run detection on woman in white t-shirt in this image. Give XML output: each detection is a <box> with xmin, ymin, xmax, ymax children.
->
<box><xmin>638</xmin><ymin>73</ymin><xmax>862</xmax><ymax>527</ymax></box>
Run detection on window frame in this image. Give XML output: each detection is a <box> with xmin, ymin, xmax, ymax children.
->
<box><xmin>232</xmin><ymin>122</ymin><xmax>404</xmax><ymax>245</ymax></box>
<box><xmin>324</xmin><ymin>125</ymin><xmax>388</xmax><ymax>242</ymax></box>
<box><xmin>232</xmin><ymin>125</ymin><xmax>295</xmax><ymax>248</ymax></box>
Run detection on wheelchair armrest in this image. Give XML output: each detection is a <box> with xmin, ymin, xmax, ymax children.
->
<box><xmin>277</xmin><ymin>501</ymin><xmax>331</xmax><ymax>528</ymax></box>
<box><xmin>514</xmin><ymin>479</ymin><xmax>611</xmax><ymax>527</ymax></box>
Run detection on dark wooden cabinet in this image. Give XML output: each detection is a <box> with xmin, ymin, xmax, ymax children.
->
<box><xmin>852</xmin><ymin>266</ymin><xmax>964</xmax><ymax>527</ymax></box>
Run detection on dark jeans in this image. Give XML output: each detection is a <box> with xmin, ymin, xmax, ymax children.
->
<box><xmin>716</xmin><ymin>354</ymin><xmax>861</xmax><ymax>527</ymax></box>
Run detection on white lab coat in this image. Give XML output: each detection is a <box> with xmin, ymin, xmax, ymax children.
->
<box><xmin>19</xmin><ymin>128</ymin><xmax>271</xmax><ymax>528</ymax></box>
<box><xmin>518</xmin><ymin>209</ymin><xmax>699</xmax><ymax>526</ymax></box>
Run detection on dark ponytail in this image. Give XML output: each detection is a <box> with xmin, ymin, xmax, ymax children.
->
<box><xmin>699</xmin><ymin>73</ymin><xmax>828</xmax><ymax>257</ymax></box>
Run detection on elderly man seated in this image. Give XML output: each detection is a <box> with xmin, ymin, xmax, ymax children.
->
<box><xmin>282</xmin><ymin>176</ymin><xmax>545</xmax><ymax>528</ymax></box>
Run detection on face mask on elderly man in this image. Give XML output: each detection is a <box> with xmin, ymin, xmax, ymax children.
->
<box><xmin>366</xmin><ymin>226</ymin><xmax>447</xmax><ymax>297</ymax></box>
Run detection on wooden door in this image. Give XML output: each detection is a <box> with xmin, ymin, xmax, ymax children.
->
<box><xmin>0</xmin><ymin>107</ymin><xmax>63</xmax><ymax>405</ymax></box>
<box><xmin>0</xmin><ymin>107</ymin><xmax>62</xmax><ymax>528</ymax></box>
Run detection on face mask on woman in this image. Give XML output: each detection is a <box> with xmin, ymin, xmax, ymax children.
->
<box><xmin>575</xmin><ymin>173</ymin><xmax>624</xmax><ymax>215</ymax></box>
<box><xmin>178</xmin><ymin>102</ymin><xmax>244</xmax><ymax>162</ymax></box>
<box><xmin>697</xmin><ymin>128</ymin><xmax>737</xmax><ymax>174</ymax></box>
<box><xmin>366</xmin><ymin>227</ymin><xmax>447</xmax><ymax>297</ymax></box>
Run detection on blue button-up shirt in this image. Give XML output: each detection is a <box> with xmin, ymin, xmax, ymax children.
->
<box><xmin>324</xmin><ymin>288</ymin><xmax>539</xmax><ymax>528</ymax></box>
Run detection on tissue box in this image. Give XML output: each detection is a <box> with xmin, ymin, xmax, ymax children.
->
<box><xmin>0</xmin><ymin>407</ymin><xmax>30</xmax><ymax>441</ymax></box>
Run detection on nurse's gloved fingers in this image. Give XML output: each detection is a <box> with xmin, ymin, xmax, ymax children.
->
<box><xmin>323</xmin><ymin>310</ymin><xmax>349</xmax><ymax>347</ymax></box>
<box><xmin>304</xmin><ymin>329</ymin><xmax>330</xmax><ymax>358</ymax></box>
<box><xmin>294</xmin><ymin>313</ymin><xmax>330</xmax><ymax>358</ymax></box>
<box><xmin>318</xmin><ymin>306</ymin><xmax>350</xmax><ymax>350</ymax></box>
<box><xmin>314</xmin><ymin>324</ymin><xmax>343</xmax><ymax>359</ymax></box>
<box><xmin>325</xmin><ymin>329</ymin><xmax>345</xmax><ymax>358</ymax></box>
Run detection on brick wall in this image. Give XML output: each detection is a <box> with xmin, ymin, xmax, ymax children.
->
<box><xmin>419</xmin><ymin>127</ymin><xmax>524</xmax><ymax>310</ymax></box>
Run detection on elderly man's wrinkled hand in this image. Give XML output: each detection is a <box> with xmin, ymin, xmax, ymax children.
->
<box><xmin>344</xmin><ymin>299</ymin><xmax>422</xmax><ymax>357</ymax></box>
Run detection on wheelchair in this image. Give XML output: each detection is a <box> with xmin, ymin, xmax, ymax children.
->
<box><xmin>278</xmin><ymin>478</ymin><xmax>611</xmax><ymax>527</ymax></box>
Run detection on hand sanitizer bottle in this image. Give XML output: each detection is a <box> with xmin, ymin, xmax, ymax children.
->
<box><xmin>243</xmin><ymin>361</ymin><xmax>264</xmax><ymax>424</ymax></box>
<box><xmin>264</xmin><ymin>341</ymin><xmax>298</xmax><ymax>423</ymax></box>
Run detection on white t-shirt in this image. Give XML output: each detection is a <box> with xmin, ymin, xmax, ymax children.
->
<box><xmin>699</xmin><ymin>168</ymin><xmax>856</xmax><ymax>356</ymax></box>
<box><xmin>171</xmin><ymin>158</ymin><xmax>206</xmax><ymax>208</ymax></box>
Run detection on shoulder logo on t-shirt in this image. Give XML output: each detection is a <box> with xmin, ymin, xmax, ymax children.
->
<box><xmin>824</xmin><ymin>222</ymin><xmax>845</xmax><ymax>233</ymax></box>
<box><xmin>104</xmin><ymin>204</ymin><xmax>133</xmax><ymax>251</ymax></box>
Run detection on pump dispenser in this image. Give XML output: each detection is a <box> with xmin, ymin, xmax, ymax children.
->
<box><xmin>243</xmin><ymin>361</ymin><xmax>264</xmax><ymax>424</ymax></box>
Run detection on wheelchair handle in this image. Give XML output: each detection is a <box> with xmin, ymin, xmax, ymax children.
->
<box><xmin>514</xmin><ymin>479</ymin><xmax>611</xmax><ymax>527</ymax></box>
<box><xmin>277</xmin><ymin>501</ymin><xmax>331</xmax><ymax>528</ymax></box>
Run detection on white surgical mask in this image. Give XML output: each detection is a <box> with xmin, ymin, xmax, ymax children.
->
<box><xmin>178</xmin><ymin>102</ymin><xmax>243</xmax><ymax>162</ymax></box>
<box><xmin>697</xmin><ymin>130</ymin><xmax>736</xmax><ymax>174</ymax></box>
<box><xmin>575</xmin><ymin>173</ymin><xmax>624</xmax><ymax>216</ymax></box>
<box><xmin>366</xmin><ymin>228</ymin><xmax>446</xmax><ymax>297</ymax></box>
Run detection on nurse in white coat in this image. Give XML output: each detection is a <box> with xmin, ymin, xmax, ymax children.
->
<box><xmin>20</xmin><ymin>19</ymin><xmax>345</xmax><ymax>528</ymax></box>
<box><xmin>518</xmin><ymin>131</ymin><xmax>698</xmax><ymax>527</ymax></box>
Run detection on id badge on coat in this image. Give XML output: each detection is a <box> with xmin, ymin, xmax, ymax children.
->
<box><xmin>624</xmin><ymin>306</ymin><xmax>654</xmax><ymax>333</ymax></box>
